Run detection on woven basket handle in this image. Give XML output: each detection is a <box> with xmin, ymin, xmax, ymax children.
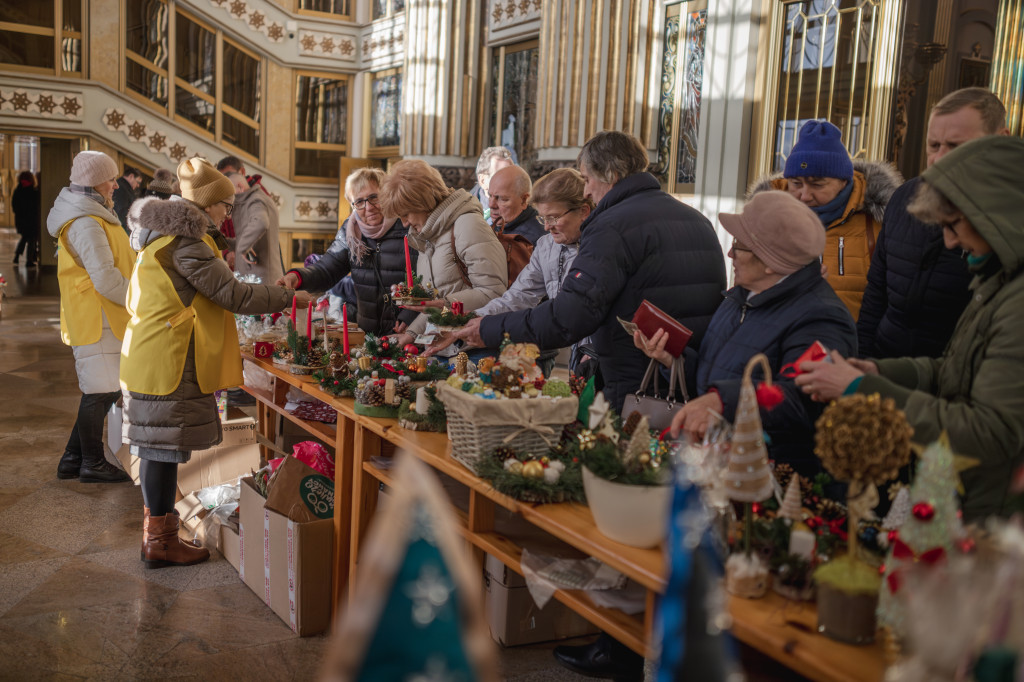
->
<box><xmin>742</xmin><ymin>353</ymin><xmax>773</xmax><ymax>388</ymax></box>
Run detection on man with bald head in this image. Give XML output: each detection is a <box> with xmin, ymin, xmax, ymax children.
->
<box><xmin>488</xmin><ymin>165</ymin><xmax>545</xmax><ymax>245</ymax></box>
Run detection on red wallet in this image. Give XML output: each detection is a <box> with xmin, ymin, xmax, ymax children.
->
<box><xmin>632</xmin><ymin>300</ymin><xmax>693</xmax><ymax>358</ymax></box>
<box><xmin>779</xmin><ymin>341</ymin><xmax>831</xmax><ymax>377</ymax></box>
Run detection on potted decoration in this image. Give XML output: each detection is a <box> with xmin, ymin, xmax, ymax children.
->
<box><xmin>722</xmin><ymin>354</ymin><xmax>777</xmax><ymax>599</ymax></box>
<box><xmin>877</xmin><ymin>433</ymin><xmax>966</xmax><ymax>651</ymax></box>
<box><xmin>285</xmin><ymin>325</ymin><xmax>328</xmax><ymax>375</ymax></box>
<box><xmin>580</xmin><ymin>403</ymin><xmax>673</xmax><ymax>549</ymax></box>
<box><xmin>354</xmin><ymin>374</ymin><xmax>412</xmax><ymax>418</ymax></box>
<box><xmin>314</xmin><ymin>351</ymin><xmax>358</xmax><ymax>397</ymax></box>
<box><xmin>771</xmin><ymin>475</ymin><xmax>817</xmax><ymax>601</ymax></box>
<box><xmin>427</xmin><ymin>302</ymin><xmax>476</xmax><ymax>332</ymax></box>
<box><xmin>389</xmin><ymin>274</ymin><xmax>437</xmax><ymax>305</ymax></box>
<box><xmin>813</xmin><ymin>393</ymin><xmax>913</xmax><ymax>645</ymax></box>
<box><xmin>397</xmin><ymin>384</ymin><xmax>448</xmax><ymax>432</ymax></box>
<box><xmin>474</xmin><ymin>444</ymin><xmax>583</xmax><ymax>504</ymax></box>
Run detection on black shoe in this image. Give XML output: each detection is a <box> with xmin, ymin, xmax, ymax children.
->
<box><xmin>12</xmin><ymin>255</ymin><xmax>18</xmax><ymax>264</ymax></box>
<box><xmin>79</xmin><ymin>458</ymin><xmax>131</xmax><ymax>483</ymax></box>
<box><xmin>25</xmin><ymin>262</ymin><xmax>37</xmax><ymax>267</ymax></box>
<box><xmin>226</xmin><ymin>388</ymin><xmax>255</xmax><ymax>406</ymax></box>
<box><xmin>56</xmin><ymin>450</ymin><xmax>82</xmax><ymax>479</ymax></box>
<box><xmin>553</xmin><ymin>634</ymin><xmax>644</xmax><ymax>681</ymax></box>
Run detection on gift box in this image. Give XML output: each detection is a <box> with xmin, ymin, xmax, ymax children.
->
<box><xmin>253</xmin><ymin>341</ymin><xmax>275</xmax><ymax>359</ymax></box>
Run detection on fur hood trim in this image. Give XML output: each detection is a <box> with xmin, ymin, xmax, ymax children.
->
<box><xmin>748</xmin><ymin>159</ymin><xmax>903</xmax><ymax>223</ymax></box>
<box><xmin>128</xmin><ymin>196</ymin><xmax>210</xmax><ymax>250</ymax></box>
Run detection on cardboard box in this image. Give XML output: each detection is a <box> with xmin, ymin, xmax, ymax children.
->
<box><xmin>484</xmin><ymin>554</ymin><xmax>598</xmax><ymax>647</ymax></box>
<box><xmin>238</xmin><ymin>476</ymin><xmax>334</xmax><ymax>636</ymax></box>
<box><xmin>221</xmin><ymin>524</ymin><xmax>240</xmax><ymax>572</ymax></box>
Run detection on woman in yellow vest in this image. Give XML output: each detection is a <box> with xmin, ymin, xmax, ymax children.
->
<box><xmin>121</xmin><ymin>158</ymin><xmax>293</xmax><ymax>569</ymax></box>
<box><xmin>45</xmin><ymin>151</ymin><xmax>134</xmax><ymax>483</ymax></box>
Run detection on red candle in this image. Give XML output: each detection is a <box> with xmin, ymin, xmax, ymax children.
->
<box><xmin>403</xmin><ymin>236</ymin><xmax>413</xmax><ymax>288</ymax></box>
<box><xmin>342</xmin><ymin>303</ymin><xmax>350</xmax><ymax>356</ymax></box>
<box><xmin>306</xmin><ymin>301</ymin><xmax>313</xmax><ymax>349</ymax></box>
<box><xmin>290</xmin><ymin>295</ymin><xmax>297</xmax><ymax>328</ymax></box>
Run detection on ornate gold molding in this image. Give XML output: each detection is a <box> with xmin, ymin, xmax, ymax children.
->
<box><xmin>992</xmin><ymin>0</ymin><xmax>1024</xmax><ymax>136</ymax></box>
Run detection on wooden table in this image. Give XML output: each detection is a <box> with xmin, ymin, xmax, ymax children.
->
<box><xmin>241</xmin><ymin>354</ymin><xmax>887</xmax><ymax>681</ymax></box>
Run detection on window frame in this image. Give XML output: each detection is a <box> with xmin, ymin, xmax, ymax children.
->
<box><xmin>365</xmin><ymin>66</ymin><xmax>402</xmax><ymax>159</ymax></box>
<box><xmin>295</xmin><ymin>0</ymin><xmax>353</xmax><ymax>22</ymax></box>
<box><xmin>120</xmin><ymin>1</ymin><xmax>265</xmax><ymax>163</ymax></box>
<box><xmin>292</xmin><ymin>70</ymin><xmax>352</xmax><ymax>184</ymax></box>
<box><xmin>0</xmin><ymin>0</ymin><xmax>85</xmax><ymax>77</ymax></box>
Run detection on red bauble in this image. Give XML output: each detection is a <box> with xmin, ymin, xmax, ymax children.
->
<box><xmin>755</xmin><ymin>382</ymin><xmax>785</xmax><ymax>410</ymax></box>
<box><xmin>887</xmin><ymin>530</ymin><xmax>899</xmax><ymax>543</ymax></box>
<box><xmin>957</xmin><ymin>537</ymin><xmax>977</xmax><ymax>554</ymax></box>
<box><xmin>381</xmin><ymin>340</ymin><xmax>390</xmax><ymax>350</ymax></box>
<box><xmin>403</xmin><ymin>344</ymin><xmax>420</xmax><ymax>356</ymax></box>
<box><xmin>912</xmin><ymin>502</ymin><xmax>935</xmax><ymax>521</ymax></box>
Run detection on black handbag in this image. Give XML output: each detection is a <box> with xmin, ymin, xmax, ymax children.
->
<box><xmin>621</xmin><ymin>356</ymin><xmax>689</xmax><ymax>433</ymax></box>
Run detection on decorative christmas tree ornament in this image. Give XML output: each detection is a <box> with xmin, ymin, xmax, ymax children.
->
<box><xmin>878</xmin><ymin>432</ymin><xmax>963</xmax><ymax>641</ymax></box>
<box><xmin>724</xmin><ymin>355</ymin><xmax>776</xmax><ymax>599</ymax></box>
<box><xmin>321</xmin><ymin>455</ymin><xmax>499</xmax><ymax>681</ymax></box>
<box><xmin>813</xmin><ymin>393</ymin><xmax>914</xmax><ymax>645</ymax></box>
<box><xmin>454</xmin><ymin>352</ymin><xmax>469</xmax><ymax>377</ymax></box>
<box><xmin>883</xmin><ymin>487</ymin><xmax>911</xmax><ymax>531</ymax></box>
<box><xmin>779</xmin><ymin>474</ymin><xmax>803</xmax><ymax>522</ymax></box>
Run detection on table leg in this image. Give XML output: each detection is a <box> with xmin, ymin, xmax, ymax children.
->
<box><xmin>348</xmin><ymin>424</ymin><xmax>381</xmax><ymax>605</ymax></box>
<box><xmin>331</xmin><ymin>413</ymin><xmax>355</xmax><ymax>617</ymax></box>
<box><xmin>468</xmin><ymin>491</ymin><xmax>496</xmax><ymax>572</ymax></box>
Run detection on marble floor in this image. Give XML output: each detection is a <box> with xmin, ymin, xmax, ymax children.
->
<box><xmin>0</xmin><ymin>229</ymin><xmax>801</xmax><ymax>682</ymax></box>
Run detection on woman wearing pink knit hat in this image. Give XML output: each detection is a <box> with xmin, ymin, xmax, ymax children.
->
<box><xmin>45</xmin><ymin>150</ymin><xmax>134</xmax><ymax>483</ymax></box>
<box><xmin>635</xmin><ymin>191</ymin><xmax>858</xmax><ymax>477</ymax></box>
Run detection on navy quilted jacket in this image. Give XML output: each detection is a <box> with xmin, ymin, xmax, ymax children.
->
<box><xmin>857</xmin><ymin>177</ymin><xmax>972</xmax><ymax>358</ymax></box>
<box><xmin>697</xmin><ymin>262</ymin><xmax>857</xmax><ymax>476</ymax></box>
<box><xmin>480</xmin><ymin>172</ymin><xmax>726</xmax><ymax>410</ymax></box>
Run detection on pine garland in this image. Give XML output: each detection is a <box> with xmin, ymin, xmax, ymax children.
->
<box><xmin>397</xmin><ymin>392</ymin><xmax>448</xmax><ymax>432</ymax></box>
<box><xmin>286</xmin><ymin>324</ymin><xmax>328</xmax><ymax>367</ymax></box>
<box><xmin>426</xmin><ymin>308</ymin><xmax>477</xmax><ymax>327</ymax></box>
<box><xmin>361</xmin><ymin>333</ymin><xmax>405</xmax><ymax>360</ymax></box>
<box><xmin>313</xmin><ymin>370</ymin><xmax>358</xmax><ymax>396</ymax></box>
<box><xmin>579</xmin><ymin>435</ymin><xmax>670</xmax><ymax>486</ymax></box>
<box><xmin>474</xmin><ymin>450</ymin><xmax>585</xmax><ymax>504</ymax></box>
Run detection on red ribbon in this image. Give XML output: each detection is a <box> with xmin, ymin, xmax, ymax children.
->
<box><xmin>886</xmin><ymin>539</ymin><xmax>946</xmax><ymax>593</ymax></box>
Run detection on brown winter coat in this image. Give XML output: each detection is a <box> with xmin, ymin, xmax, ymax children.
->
<box><xmin>749</xmin><ymin>160</ymin><xmax>902</xmax><ymax>320</ymax></box>
<box><xmin>122</xmin><ymin>197</ymin><xmax>292</xmax><ymax>456</ymax></box>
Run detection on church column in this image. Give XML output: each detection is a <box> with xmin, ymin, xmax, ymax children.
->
<box><xmin>991</xmin><ymin>0</ymin><xmax>1024</xmax><ymax>136</ymax></box>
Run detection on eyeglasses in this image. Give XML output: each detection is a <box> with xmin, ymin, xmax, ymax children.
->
<box><xmin>352</xmin><ymin>194</ymin><xmax>381</xmax><ymax>210</ymax></box>
<box><xmin>940</xmin><ymin>215</ymin><xmax>964</xmax><ymax>236</ymax></box>
<box><xmin>730</xmin><ymin>240</ymin><xmax>752</xmax><ymax>253</ymax></box>
<box><xmin>537</xmin><ymin>207</ymin><xmax>579</xmax><ymax>226</ymax></box>
<box><xmin>218</xmin><ymin>201</ymin><xmax>234</xmax><ymax>216</ymax></box>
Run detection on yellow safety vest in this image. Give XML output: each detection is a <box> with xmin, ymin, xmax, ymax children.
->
<box><xmin>56</xmin><ymin>216</ymin><xmax>134</xmax><ymax>346</ymax></box>
<box><xmin>120</xmin><ymin>234</ymin><xmax>243</xmax><ymax>396</ymax></box>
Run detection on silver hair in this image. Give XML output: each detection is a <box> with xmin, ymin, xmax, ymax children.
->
<box><xmin>475</xmin><ymin>146</ymin><xmax>513</xmax><ymax>176</ymax></box>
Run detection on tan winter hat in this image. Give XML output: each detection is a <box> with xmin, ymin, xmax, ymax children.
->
<box><xmin>719</xmin><ymin>191</ymin><xmax>825</xmax><ymax>275</ymax></box>
<box><xmin>177</xmin><ymin>157</ymin><xmax>234</xmax><ymax>209</ymax></box>
<box><xmin>69</xmin><ymin>151</ymin><xmax>119</xmax><ymax>188</ymax></box>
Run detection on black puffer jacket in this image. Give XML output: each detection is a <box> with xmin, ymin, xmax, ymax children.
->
<box><xmin>856</xmin><ymin>177</ymin><xmax>973</xmax><ymax>358</ymax></box>
<box><xmin>480</xmin><ymin>172</ymin><xmax>726</xmax><ymax>410</ymax></box>
<box><xmin>288</xmin><ymin>219</ymin><xmax>418</xmax><ymax>335</ymax></box>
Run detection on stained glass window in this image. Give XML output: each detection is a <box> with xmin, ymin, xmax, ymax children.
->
<box><xmin>370</xmin><ymin>70</ymin><xmax>402</xmax><ymax>150</ymax></box>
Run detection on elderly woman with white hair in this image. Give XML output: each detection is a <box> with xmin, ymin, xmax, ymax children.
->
<box><xmin>278</xmin><ymin>167</ymin><xmax>418</xmax><ymax>336</ymax></box>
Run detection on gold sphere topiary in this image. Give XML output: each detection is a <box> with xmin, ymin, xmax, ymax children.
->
<box><xmin>814</xmin><ymin>393</ymin><xmax>914</xmax><ymax>484</ymax></box>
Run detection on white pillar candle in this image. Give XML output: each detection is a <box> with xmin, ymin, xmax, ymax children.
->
<box><xmin>788</xmin><ymin>528</ymin><xmax>816</xmax><ymax>561</ymax></box>
<box><xmin>415</xmin><ymin>387</ymin><xmax>430</xmax><ymax>415</ymax></box>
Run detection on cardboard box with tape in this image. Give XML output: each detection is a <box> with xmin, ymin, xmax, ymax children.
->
<box><xmin>238</xmin><ymin>475</ymin><xmax>334</xmax><ymax>636</ymax></box>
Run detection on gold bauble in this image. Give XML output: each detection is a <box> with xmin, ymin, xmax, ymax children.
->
<box><xmin>522</xmin><ymin>461</ymin><xmax>545</xmax><ymax>479</ymax></box>
<box><xmin>507</xmin><ymin>460</ymin><xmax>524</xmax><ymax>475</ymax></box>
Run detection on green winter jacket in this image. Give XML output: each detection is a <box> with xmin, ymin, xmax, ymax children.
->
<box><xmin>855</xmin><ymin>136</ymin><xmax>1024</xmax><ymax>522</ymax></box>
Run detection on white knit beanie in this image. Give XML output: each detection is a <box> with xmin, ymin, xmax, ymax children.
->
<box><xmin>69</xmin><ymin>151</ymin><xmax>119</xmax><ymax>188</ymax></box>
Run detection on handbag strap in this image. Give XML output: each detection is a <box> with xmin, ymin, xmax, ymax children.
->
<box><xmin>635</xmin><ymin>356</ymin><xmax>689</xmax><ymax>403</ymax></box>
<box><xmin>449</xmin><ymin>229</ymin><xmax>471</xmax><ymax>287</ymax></box>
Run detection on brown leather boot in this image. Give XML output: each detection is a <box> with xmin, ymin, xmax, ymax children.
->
<box><xmin>142</xmin><ymin>512</ymin><xmax>210</xmax><ymax>569</ymax></box>
<box><xmin>141</xmin><ymin>507</ymin><xmax>197</xmax><ymax>559</ymax></box>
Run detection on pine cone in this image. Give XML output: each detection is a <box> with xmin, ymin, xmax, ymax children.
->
<box><xmin>364</xmin><ymin>386</ymin><xmax>385</xmax><ymax>407</ymax></box>
<box><xmin>622</xmin><ymin>412</ymin><xmax>644</xmax><ymax>437</ymax></box>
<box><xmin>396</xmin><ymin>384</ymin><xmax>412</xmax><ymax>402</ymax></box>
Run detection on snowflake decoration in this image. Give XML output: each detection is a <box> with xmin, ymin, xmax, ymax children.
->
<box><xmin>320</xmin><ymin>37</ymin><xmax>335</xmax><ymax>53</ymax></box>
<box><xmin>105</xmin><ymin>110</ymin><xmax>126</xmax><ymax>129</ymax></box>
<box><xmin>229</xmin><ymin>0</ymin><xmax>247</xmax><ymax>17</ymax></box>
<box><xmin>533</xmin><ymin>0</ymin><xmax>541</xmax><ymax>9</ymax></box>
<box><xmin>505</xmin><ymin>0</ymin><xmax>516</xmax><ymax>17</ymax></box>
<box><xmin>270</xmin><ymin>193</ymin><xmax>282</xmax><ymax>208</ymax></box>
<box><xmin>248</xmin><ymin>11</ymin><xmax>264</xmax><ymax>29</ymax></box>
<box><xmin>404</xmin><ymin>564</ymin><xmax>453</xmax><ymax>627</ymax></box>
<box><xmin>61</xmin><ymin>96</ymin><xmax>81</xmax><ymax>117</ymax></box>
<box><xmin>267</xmin><ymin>23</ymin><xmax>284</xmax><ymax>41</ymax></box>
<box><xmin>340</xmin><ymin>40</ymin><xmax>354</xmax><ymax>56</ymax></box>
<box><xmin>169</xmin><ymin>143</ymin><xmax>189</xmax><ymax>161</ymax></box>
<box><xmin>316</xmin><ymin>201</ymin><xmax>331</xmax><ymax>217</ymax></box>
<box><xmin>492</xmin><ymin>4</ymin><xmax>503</xmax><ymax>22</ymax></box>
<box><xmin>10</xmin><ymin>92</ymin><xmax>31</xmax><ymax>111</ymax></box>
<box><xmin>518</xmin><ymin>0</ymin><xmax>531</xmax><ymax>14</ymax></box>
<box><xmin>300</xmin><ymin>34</ymin><xmax>317</xmax><ymax>52</ymax></box>
<box><xmin>296</xmin><ymin>201</ymin><xmax>312</xmax><ymax>217</ymax></box>
<box><xmin>128</xmin><ymin>121</ymin><xmax>148</xmax><ymax>141</ymax></box>
<box><xmin>211</xmin><ymin>0</ymin><xmax>227</xmax><ymax>5</ymax></box>
<box><xmin>36</xmin><ymin>94</ymin><xmax>56</xmax><ymax>114</ymax></box>
<box><xmin>148</xmin><ymin>132</ymin><xmax>167</xmax><ymax>151</ymax></box>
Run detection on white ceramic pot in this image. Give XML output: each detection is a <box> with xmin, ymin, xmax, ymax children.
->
<box><xmin>582</xmin><ymin>467</ymin><xmax>672</xmax><ymax>548</ymax></box>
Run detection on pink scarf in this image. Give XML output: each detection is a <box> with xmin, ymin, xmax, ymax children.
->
<box><xmin>347</xmin><ymin>213</ymin><xmax>398</xmax><ymax>265</ymax></box>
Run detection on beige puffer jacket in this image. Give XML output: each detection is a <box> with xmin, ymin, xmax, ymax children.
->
<box><xmin>406</xmin><ymin>189</ymin><xmax>507</xmax><ymax>336</ymax></box>
<box><xmin>122</xmin><ymin>197</ymin><xmax>292</xmax><ymax>455</ymax></box>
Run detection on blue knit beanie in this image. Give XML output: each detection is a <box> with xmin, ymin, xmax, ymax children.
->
<box><xmin>784</xmin><ymin>120</ymin><xmax>853</xmax><ymax>181</ymax></box>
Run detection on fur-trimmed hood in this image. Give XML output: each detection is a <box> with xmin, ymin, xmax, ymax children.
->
<box><xmin>127</xmin><ymin>195</ymin><xmax>211</xmax><ymax>250</ymax></box>
<box><xmin>748</xmin><ymin>159</ymin><xmax>903</xmax><ymax>223</ymax></box>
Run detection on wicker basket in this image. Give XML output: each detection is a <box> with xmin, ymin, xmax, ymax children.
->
<box><xmin>437</xmin><ymin>382</ymin><xmax>578</xmax><ymax>470</ymax></box>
